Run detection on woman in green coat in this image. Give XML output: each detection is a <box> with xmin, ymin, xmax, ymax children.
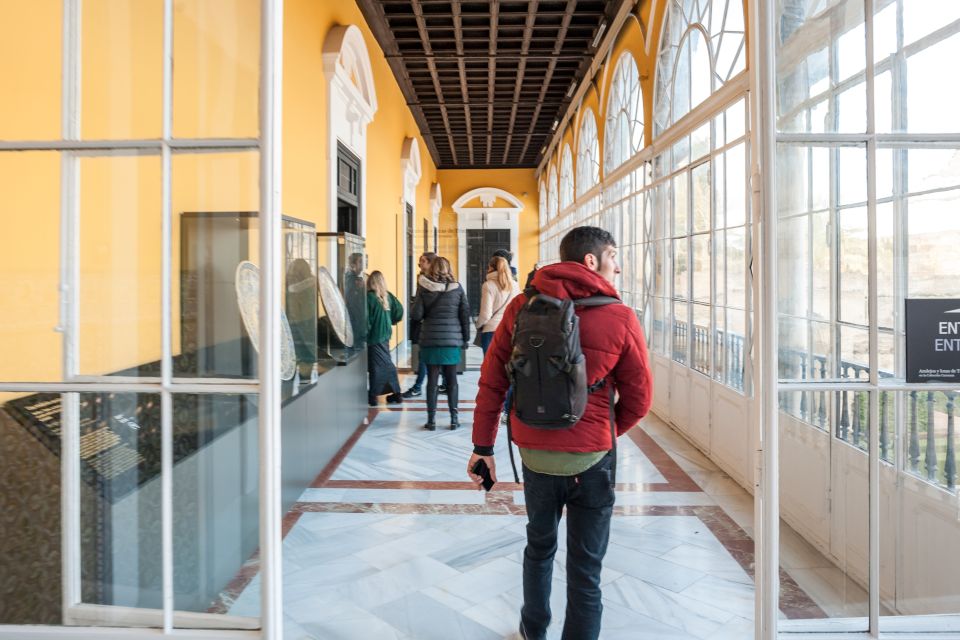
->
<box><xmin>366</xmin><ymin>270</ymin><xmax>404</xmax><ymax>406</ymax></box>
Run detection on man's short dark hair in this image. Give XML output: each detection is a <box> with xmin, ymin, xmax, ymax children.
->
<box><xmin>491</xmin><ymin>248</ymin><xmax>513</xmax><ymax>263</ymax></box>
<box><xmin>558</xmin><ymin>226</ymin><xmax>617</xmax><ymax>264</ymax></box>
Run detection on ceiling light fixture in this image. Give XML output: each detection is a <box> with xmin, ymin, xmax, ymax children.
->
<box><xmin>551</xmin><ymin>119</ymin><xmax>559</xmax><ymax>131</ymax></box>
<box><xmin>566</xmin><ymin>80</ymin><xmax>577</xmax><ymax>97</ymax></box>
<box><xmin>591</xmin><ymin>20</ymin><xmax>607</xmax><ymax>48</ymax></box>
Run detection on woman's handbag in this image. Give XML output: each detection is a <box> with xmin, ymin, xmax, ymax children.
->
<box><xmin>472</xmin><ymin>295</ymin><xmax>510</xmax><ymax>348</ymax></box>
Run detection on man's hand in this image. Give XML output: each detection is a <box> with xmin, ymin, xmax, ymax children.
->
<box><xmin>467</xmin><ymin>453</ymin><xmax>497</xmax><ymax>490</ymax></box>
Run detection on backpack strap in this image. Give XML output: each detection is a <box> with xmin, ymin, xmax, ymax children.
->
<box><xmin>574</xmin><ymin>295</ymin><xmax>621</xmax><ymax>307</ymax></box>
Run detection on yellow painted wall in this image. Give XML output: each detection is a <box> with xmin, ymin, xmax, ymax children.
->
<box><xmin>0</xmin><ymin>0</ymin><xmax>443</xmax><ymax>383</ymax></box>
<box><xmin>436</xmin><ymin>169</ymin><xmax>540</xmax><ymax>284</ymax></box>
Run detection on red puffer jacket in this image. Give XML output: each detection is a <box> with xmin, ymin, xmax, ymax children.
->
<box><xmin>473</xmin><ymin>261</ymin><xmax>653</xmax><ymax>453</ymax></box>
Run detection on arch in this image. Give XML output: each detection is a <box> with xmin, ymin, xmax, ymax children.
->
<box><xmin>321</xmin><ymin>24</ymin><xmax>380</xmax><ymax>238</ymax></box>
<box><xmin>430</xmin><ymin>182</ymin><xmax>442</xmax><ymax>217</ymax></box>
<box><xmin>653</xmin><ymin>0</ymin><xmax>746</xmax><ymax>135</ymax></box>
<box><xmin>322</xmin><ymin>24</ymin><xmax>378</xmax><ymax>117</ymax></box>
<box><xmin>546</xmin><ymin>165</ymin><xmax>559</xmax><ymax>221</ymax></box>
<box><xmin>576</xmin><ymin>107</ymin><xmax>600</xmax><ymax>197</ymax></box>
<box><xmin>452</xmin><ymin>187</ymin><xmax>524</xmax><ymax>212</ymax></box>
<box><xmin>400</xmin><ymin>136</ymin><xmax>423</xmax><ymax>198</ymax></box>
<box><xmin>538</xmin><ymin>179</ymin><xmax>547</xmax><ymax>228</ymax></box>
<box><xmin>604</xmin><ymin>50</ymin><xmax>644</xmax><ymax>175</ymax></box>
<box><xmin>559</xmin><ymin>144</ymin><xmax>574</xmax><ymax>212</ymax></box>
<box><xmin>451</xmin><ymin>187</ymin><xmax>525</xmax><ymax>295</ymax></box>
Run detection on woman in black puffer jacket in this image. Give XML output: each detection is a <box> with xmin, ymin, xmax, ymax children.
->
<box><xmin>410</xmin><ymin>256</ymin><xmax>470</xmax><ymax>430</ymax></box>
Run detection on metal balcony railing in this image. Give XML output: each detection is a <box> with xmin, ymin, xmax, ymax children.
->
<box><xmin>657</xmin><ymin>318</ymin><xmax>958</xmax><ymax>493</ymax></box>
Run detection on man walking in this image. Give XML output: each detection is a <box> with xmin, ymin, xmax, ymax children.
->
<box><xmin>467</xmin><ymin>226</ymin><xmax>652</xmax><ymax>640</ymax></box>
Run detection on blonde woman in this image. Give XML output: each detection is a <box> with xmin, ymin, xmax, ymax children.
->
<box><xmin>476</xmin><ymin>255</ymin><xmax>520</xmax><ymax>354</ymax></box>
<box><xmin>366</xmin><ymin>270</ymin><xmax>404</xmax><ymax>406</ymax></box>
<box><xmin>410</xmin><ymin>256</ymin><xmax>470</xmax><ymax>430</ymax></box>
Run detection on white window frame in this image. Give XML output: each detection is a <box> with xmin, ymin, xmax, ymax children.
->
<box><xmin>0</xmin><ymin>1</ymin><xmax>284</xmax><ymax>637</ymax></box>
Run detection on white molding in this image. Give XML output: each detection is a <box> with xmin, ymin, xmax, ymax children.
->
<box><xmin>400</xmin><ymin>136</ymin><xmax>423</xmax><ymax>205</ymax></box>
<box><xmin>451</xmin><ymin>187</ymin><xmax>525</xmax><ymax>294</ymax></box>
<box><xmin>322</xmin><ymin>25</ymin><xmax>378</xmax><ymax>239</ymax></box>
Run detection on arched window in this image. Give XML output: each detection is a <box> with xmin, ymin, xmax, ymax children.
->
<box><xmin>604</xmin><ymin>52</ymin><xmax>644</xmax><ymax>174</ymax></box>
<box><xmin>577</xmin><ymin>108</ymin><xmax>600</xmax><ymax>196</ymax></box>
<box><xmin>654</xmin><ymin>0</ymin><xmax>746</xmax><ymax>135</ymax></box>
<box><xmin>547</xmin><ymin>165</ymin><xmax>559</xmax><ymax>220</ymax></box>
<box><xmin>559</xmin><ymin>144</ymin><xmax>574</xmax><ymax>212</ymax></box>
<box><xmin>538</xmin><ymin>179</ymin><xmax>547</xmax><ymax>228</ymax></box>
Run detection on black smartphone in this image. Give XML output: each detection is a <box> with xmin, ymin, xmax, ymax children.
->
<box><xmin>471</xmin><ymin>459</ymin><xmax>495</xmax><ymax>491</ymax></box>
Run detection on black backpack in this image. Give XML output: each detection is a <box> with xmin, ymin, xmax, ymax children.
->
<box><xmin>504</xmin><ymin>287</ymin><xmax>620</xmax><ymax>482</ymax></box>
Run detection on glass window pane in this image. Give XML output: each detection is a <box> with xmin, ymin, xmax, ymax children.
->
<box><xmin>812</xmin><ymin>210</ymin><xmax>831</xmax><ymax>320</ymax></box>
<box><xmin>691</xmin><ymin>121</ymin><xmax>711</xmax><ymax>161</ymax></box>
<box><xmin>839</xmin><ymin>207</ymin><xmax>868</xmax><ymax>327</ymax></box>
<box><xmin>173</xmin><ymin>0</ymin><xmax>260</xmax><ymax>138</ymax></box>
<box><xmin>79</xmin><ymin>157</ymin><xmax>162</xmax><ymax>378</ymax></box>
<box><xmin>673</xmin><ymin>300</ymin><xmax>688</xmax><ymax>364</ymax></box>
<box><xmin>673</xmin><ymin>173</ymin><xmax>689</xmax><ymax>236</ymax></box>
<box><xmin>726</xmin><ymin>307</ymin><xmax>746</xmax><ymax>391</ymax></box>
<box><xmin>82</xmin><ymin>1</ymin><xmax>163</xmax><ymax>139</ymax></box>
<box><xmin>673</xmin><ymin>238</ymin><xmax>688</xmax><ymax>300</ymax></box>
<box><xmin>838</xmin><ymin>146</ymin><xmax>867</xmax><ymax>207</ymax></box>
<box><xmin>174</xmin><ymin>393</ymin><xmax>259</xmax><ymax>618</ymax></box>
<box><xmin>692</xmin><ymin>233</ymin><xmax>711</xmax><ymax>304</ymax></box>
<box><xmin>0</xmin><ymin>152</ymin><xmax>62</xmax><ymax>383</ymax></box>
<box><xmin>692</xmin><ymin>303</ymin><xmax>711</xmax><ymax>375</ymax></box>
<box><xmin>715</xmin><ymin>230</ymin><xmax>727</xmax><ymax>308</ymax></box>
<box><xmin>837</xmin><ymin>82</ymin><xmax>867</xmax><ymax>134</ymax></box>
<box><xmin>713</xmin><ymin>152</ymin><xmax>726</xmax><ymax>229</ymax></box>
<box><xmin>0</xmin><ymin>1</ymin><xmax>62</xmax><ymax>140</ymax></box>
<box><xmin>778</xmin><ymin>216</ymin><xmax>810</xmax><ymax>319</ymax></box>
<box><xmin>907</xmin><ymin>191</ymin><xmax>960</xmax><ymax>299</ymax></box>
<box><xmin>905</xmin><ymin>33</ymin><xmax>960</xmax><ymax>134</ymax></box>
<box><xmin>173</xmin><ymin>153</ymin><xmax>261</xmax><ymax>380</ymax></box>
<box><xmin>837</xmin><ymin>22</ymin><xmax>866</xmax><ymax>82</ymax></box>
<box><xmin>726</xmin><ymin>143</ymin><xmax>747</xmax><ymax>227</ymax></box>
<box><xmin>76</xmin><ymin>392</ymin><xmax>161</xmax><ymax>609</ymax></box>
<box><xmin>727</xmin><ymin>227</ymin><xmax>747</xmax><ymax>310</ymax></box>
<box><xmin>692</xmin><ymin>162</ymin><xmax>710</xmax><ymax>233</ymax></box>
<box><xmin>877</xmin><ymin>203</ymin><xmax>895</xmax><ymax>331</ymax></box>
<box><xmin>777</xmin><ymin>144</ymin><xmax>810</xmax><ymax>217</ymax></box>
<box><xmin>908</xmin><ymin>148</ymin><xmax>960</xmax><ymax>193</ymax></box>
<box><xmin>727</xmin><ymin>97</ymin><xmax>745</xmax><ymax>142</ymax></box>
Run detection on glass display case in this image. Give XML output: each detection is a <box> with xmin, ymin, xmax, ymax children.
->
<box><xmin>317</xmin><ymin>232</ymin><xmax>367</xmax><ymax>367</ymax></box>
<box><xmin>179</xmin><ymin>212</ymin><xmax>318</xmax><ymax>386</ymax></box>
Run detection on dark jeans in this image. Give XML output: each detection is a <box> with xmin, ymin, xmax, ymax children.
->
<box><xmin>521</xmin><ymin>453</ymin><xmax>615</xmax><ymax>640</ymax></box>
<box><xmin>426</xmin><ymin>363</ymin><xmax>458</xmax><ymax>419</ymax></box>
<box><xmin>479</xmin><ymin>331</ymin><xmax>512</xmax><ymax>412</ymax></box>
<box><xmin>411</xmin><ymin>358</ymin><xmax>427</xmax><ymax>390</ymax></box>
<box><xmin>479</xmin><ymin>330</ymin><xmax>495</xmax><ymax>353</ymax></box>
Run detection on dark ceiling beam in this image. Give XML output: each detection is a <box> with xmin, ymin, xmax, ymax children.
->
<box><xmin>385</xmin><ymin>53</ymin><xmax>587</xmax><ymax>61</ymax></box>
<box><xmin>355</xmin><ymin>0</ymin><xmax>443</xmax><ymax>168</ymax></box>
<box><xmin>518</xmin><ymin>0</ymin><xmax>577</xmax><ymax>163</ymax></box>
<box><xmin>451</xmin><ymin>0</ymin><xmax>474</xmax><ymax>165</ymax></box>
<box><xmin>411</xmin><ymin>0</ymin><xmax>459</xmax><ymax>165</ymax></box>
<box><xmin>486</xmin><ymin>0</ymin><xmax>499</xmax><ymax>165</ymax></box>
<box><xmin>502</xmin><ymin>0</ymin><xmax>538</xmax><ymax>165</ymax></box>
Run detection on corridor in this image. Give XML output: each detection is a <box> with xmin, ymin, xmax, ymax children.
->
<box><xmin>220</xmin><ymin>365</ymin><xmax>827</xmax><ymax>639</ymax></box>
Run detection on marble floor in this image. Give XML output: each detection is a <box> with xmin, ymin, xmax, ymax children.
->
<box><xmin>217</xmin><ymin>362</ymin><xmax>863</xmax><ymax>639</ymax></box>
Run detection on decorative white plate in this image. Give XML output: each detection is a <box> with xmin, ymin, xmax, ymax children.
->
<box><xmin>317</xmin><ymin>266</ymin><xmax>355</xmax><ymax>348</ymax></box>
<box><xmin>235</xmin><ymin>261</ymin><xmax>297</xmax><ymax>381</ymax></box>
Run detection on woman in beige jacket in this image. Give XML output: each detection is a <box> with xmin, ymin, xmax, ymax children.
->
<box><xmin>476</xmin><ymin>255</ymin><xmax>520</xmax><ymax>354</ymax></box>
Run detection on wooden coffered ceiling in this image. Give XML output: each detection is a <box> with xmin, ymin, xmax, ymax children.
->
<box><xmin>356</xmin><ymin>0</ymin><xmax>628</xmax><ymax>169</ymax></box>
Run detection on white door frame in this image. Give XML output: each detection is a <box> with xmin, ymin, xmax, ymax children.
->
<box><xmin>451</xmin><ymin>187</ymin><xmax>523</xmax><ymax>290</ymax></box>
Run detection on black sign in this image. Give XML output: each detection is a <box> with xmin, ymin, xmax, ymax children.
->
<box><xmin>906</xmin><ymin>298</ymin><xmax>960</xmax><ymax>383</ymax></box>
